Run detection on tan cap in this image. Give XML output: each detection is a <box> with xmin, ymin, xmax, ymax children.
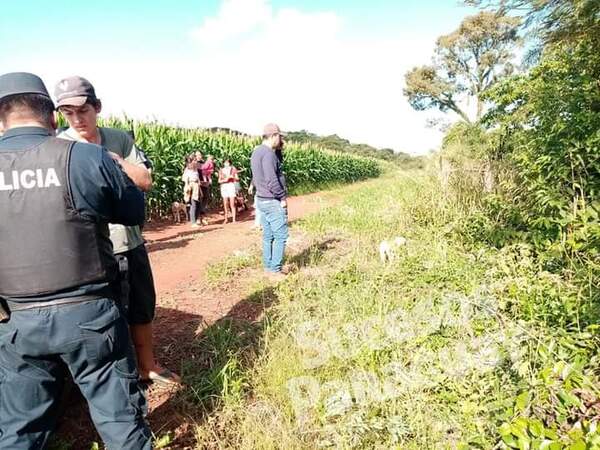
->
<box><xmin>54</xmin><ymin>76</ymin><xmax>97</xmax><ymax>107</ymax></box>
<box><xmin>263</xmin><ymin>123</ymin><xmax>286</xmax><ymax>137</ymax></box>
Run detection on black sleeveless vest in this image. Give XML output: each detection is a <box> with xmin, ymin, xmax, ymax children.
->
<box><xmin>0</xmin><ymin>137</ymin><xmax>117</xmax><ymax>296</ymax></box>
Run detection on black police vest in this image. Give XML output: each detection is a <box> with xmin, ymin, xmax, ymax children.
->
<box><xmin>0</xmin><ymin>137</ymin><xmax>117</xmax><ymax>297</ymax></box>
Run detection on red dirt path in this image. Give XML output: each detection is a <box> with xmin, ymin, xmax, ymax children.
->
<box><xmin>146</xmin><ymin>192</ymin><xmax>325</xmax><ymax>295</ymax></box>
<box><xmin>55</xmin><ymin>192</ymin><xmax>328</xmax><ymax>449</ymax></box>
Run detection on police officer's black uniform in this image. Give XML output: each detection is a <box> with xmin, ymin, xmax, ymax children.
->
<box><xmin>0</xmin><ymin>73</ymin><xmax>152</xmax><ymax>449</ymax></box>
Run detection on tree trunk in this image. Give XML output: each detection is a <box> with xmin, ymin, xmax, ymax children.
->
<box><xmin>476</xmin><ymin>97</ymin><xmax>484</xmax><ymax>121</ymax></box>
<box><xmin>483</xmin><ymin>162</ymin><xmax>494</xmax><ymax>193</ymax></box>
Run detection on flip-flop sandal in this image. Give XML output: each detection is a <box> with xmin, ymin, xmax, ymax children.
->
<box><xmin>141</xmin><ymin>369</ymin><xmax>181</xmax><ymax>387</ymax></box>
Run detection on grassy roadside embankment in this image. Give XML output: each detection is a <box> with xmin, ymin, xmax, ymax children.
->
<box><xmin>191</xmin><ymin>168</ymin><xmax>600</xmax><ymax>449</ymax></box>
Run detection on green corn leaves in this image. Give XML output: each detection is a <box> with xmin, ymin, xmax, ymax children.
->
<box><xmin>99</xmin><ymin>119</ymin><xmax>382</xmax><ymax>217</ymax></box>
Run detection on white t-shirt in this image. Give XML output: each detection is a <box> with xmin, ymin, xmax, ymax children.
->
<box><xmin>182</xmin><ymin>168</ymin><xmax>199</xmax><ymax>183</ymax></box>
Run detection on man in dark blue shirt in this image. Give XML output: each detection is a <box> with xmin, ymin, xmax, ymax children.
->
<box><xmin>0</xmin><ymin>72</ymin><xmax>151</xmax><ymax>449</ymax></box>
<box><xmin>250</xmin><ymin>123</ymin><xmax>289</xmax><ymax>279</ymax></box>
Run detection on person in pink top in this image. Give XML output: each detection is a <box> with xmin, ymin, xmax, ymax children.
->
<box><xmin>201</xmin><ymin>155</ymin><xmax>215</xmax><ymax>182</ymax></box>
<box><xmin>200</xmin><ymin>155</ymin><xmax>215</xmax><ymax>214</ymax></box>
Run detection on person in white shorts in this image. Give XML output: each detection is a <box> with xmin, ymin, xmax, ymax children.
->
<box><xmin>218</xmin><ymin>159</ymin><xmax>238</xmax><ymax>224</ymax></box>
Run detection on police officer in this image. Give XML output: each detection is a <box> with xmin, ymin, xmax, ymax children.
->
<box><xmin>0</xmin><ymin>72</ymin><xmax>152</xmax><ymax>449</ymax></box>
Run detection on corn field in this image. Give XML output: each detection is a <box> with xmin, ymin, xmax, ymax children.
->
<box><xmin>99</xmin><ymin>118</ymin><xmax>382</xmax><ymax>217</ymax></box>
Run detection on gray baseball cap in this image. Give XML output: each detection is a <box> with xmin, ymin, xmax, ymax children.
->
<box><xmin>54</xmin><ymin>76</ymin><xmax>97</xmax><ymax>107</ymax></box>
<box><xmin>263</xmin><ymin>123</ymin><xmax>286</xmax><ymax>137</ymax></box>
<box><xmin>0</xmin><ymin>72</ymin><xmax>53</xmax><ymax>104</ymax></box>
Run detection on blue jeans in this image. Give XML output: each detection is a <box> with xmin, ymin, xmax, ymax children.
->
<box><xmin>254</xmin><ymin>195</ymin><xmax>261</xmax><ymax>227</ymax></box>
<box><xmin>190</xmin><ymin>199</ymin><xmax>200</xmax><ymax>224</ymax></box>
<box><xmin>257</xmin><ymin>198</ymin><xmax>288</xmax><ymax>272</ymax></box>
<box><xmin>0</xmin><ymin>299</ymin><xmax>151</xmax><ymax>450</ymax></box>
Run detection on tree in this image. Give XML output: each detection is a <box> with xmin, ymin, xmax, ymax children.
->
<box><xmin>466</xmin><ymin>0</ymin><xmax>600</xmax><ymax>47</ymax></box>
<box><xmin>404</xmin><ymin>11</ymin><xmax>520</xmax><ymax>122</ymax></box>
<box><xmin>285</xmin><ymin>130</ymin><xmax>417</xmax><ymax>164</ymax></box>
<box><xmin>482</xmin><ymin>32</ymin><xmax>600</xmax><ymax>250</ymax></box>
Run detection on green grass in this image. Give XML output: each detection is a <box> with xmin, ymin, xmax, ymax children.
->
<box><xmin>190</xmin><ymin>169</ymin><xmax>600</xmax><ymax>449</ymax></box>
<box><xmin>206</xmin><ymin>251</ymin><xmax>260</xmax><ymax>286</ymax></box>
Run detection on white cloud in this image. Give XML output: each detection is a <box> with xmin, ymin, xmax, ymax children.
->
<box><xmin>183</xmin><ymin>0</ymin><xmax>442</xmax><ymax>154</ymax></box>
<box><xmin>8</xmin><ymin>0</ymin><xmax>446</xmax><ymax>155</ymax></box>
<box><xmin>190</xmin><ymin>0</ymin><xmax>272</xmax><ymax>44</ymax></box>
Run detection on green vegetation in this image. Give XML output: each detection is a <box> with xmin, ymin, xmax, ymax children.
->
<box><xmin>185</xmin><ymin>169</ymin><xmax>599</xmax><ymax>448</ymax></box>
<box><xmin>182</xmin><ymin>6</ymin><xmax>600</xmax><ymax>448</ymax></box>
<box><xmin>481</xmin><ymin>34</ymin><xmax>600</xmax><ymax>256</ymax></box>
<box><xmin>94</xmin><ymin>119</ymin><xmax>382</xmax><ymax>217</ymax></box>
<box><xmin>206</xmin><ymin>251</ymin><xmax>259</xmax><ymax>286</ymax></box>
<box><xmin>284</xmin><ymin>130</ymin><xmax>425</xmax><ymax>167</ymax></box>
<box><xmin>48</xmin><ymin>3</ymin><xmax>598</xmax><ymax>448</ymax></box>
<box><xmin>404</xmin><ymin>11</ymin><xmax>521</xmax><ymax>123</ymax></box>
<box><xmin>411</xmin><ymin>1</ymin><xmax>600</xmax><ymax>262</ymax></box>
<box><xmin>467</xmin><ymin>0</ymin><xmax>600</xmax><ymax>49</ymax></box>
<box><xmin>413</xmin><ymin>1</ymin><xmax>600</xmax><ymax>269</ymax></box>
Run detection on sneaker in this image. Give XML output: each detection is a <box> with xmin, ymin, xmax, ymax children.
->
<box><xmin>140</xmin><ymin>368</ymin><xmax>182</xmax><ymax>387</ymax></box>
<box><xmin>201</xmin><ymin>218</ymin><xmax>209</xmax><ymax>225</ymax></box>
<box><xmin>191</xmin><ymin>223</ymin><xmax>200</xmax><ymax>228</ymax></box>
<box><xmin>265</xmin><ymin>271</ymin><xmax>286</xmax><ymax>283</ymax></box>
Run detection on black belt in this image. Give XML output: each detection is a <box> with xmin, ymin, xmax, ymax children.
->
<box><xmin>6</xmin><ymin>292</ymin><xmax>114</xmax><ymax>312</ymax></box>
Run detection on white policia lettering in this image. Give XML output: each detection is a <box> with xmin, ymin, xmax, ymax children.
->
<box><xmin>0</xmin><ymin>168</ymin><xmax>61</xmax><ymax>191</ymax></box>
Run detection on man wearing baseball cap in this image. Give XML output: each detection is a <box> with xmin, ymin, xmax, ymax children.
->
<box><xmin>54</xmin><ymin>75</ymin><xmax>180</xmax><ymax>387</ymax></box>
<box><xmin>250</xmin><ymin>123</ymin><xmax>289</xmax><ymax>280</ymax></box>
<box><xmin>0</xmin><ymin>72</ymin><xmax>151</xmax><ymax>448</ymax></box>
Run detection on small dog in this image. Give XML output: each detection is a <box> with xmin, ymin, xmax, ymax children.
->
<box><xmin>171</xmin><ymin>201</ymin><xmax>188</xmax><ymax>223</ymax></box>
<box><xmin>379</xmin><ymin>236</ymin><xmax>407</xmax><ymax>263</ymax></box>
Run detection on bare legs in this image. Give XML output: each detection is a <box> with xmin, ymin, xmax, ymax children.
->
<box><xmin>229</xmin><ymin>197</ymin><xmax>236</xmax><ymax>223</ymax></box>
<box><xmin>131</xmin><ymin>323</ymin><xmax>181</xmax><ymax>384</ymax></box>
<box><xmin>222</xmin><ymin>197</ymin><xmax>236</xmax><ymax>223</ymax></box>
<box><xmin>222</xmin><ymin>198</ymin><xmax>229</xmax><ymax>223</ymax></box>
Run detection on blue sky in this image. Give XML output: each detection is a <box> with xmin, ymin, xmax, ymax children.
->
<box><xmin>1</xmin><ymin>1</ymin><xmax>478</xmax><ymax>154</ymax></box>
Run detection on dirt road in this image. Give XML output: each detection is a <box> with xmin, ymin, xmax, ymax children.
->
<box><xmin>56</xmin><ymin>192</ymin><xmax>329</xmax><ymax>449</ymax></box>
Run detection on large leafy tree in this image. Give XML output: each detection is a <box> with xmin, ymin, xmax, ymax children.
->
<box><xmin>480</xmin><ymin>0</ymin><xmax>600</xmax><ymax>250</ymax></box>
<box><xmin>404</xmin><ymin>11</ymin><xmax>520</xmax><ymax>123</ymax></box>
<box><xmin>467</xmin><ymin>0</ymin><xmax>600</xmax><ymax>46</ymax></box>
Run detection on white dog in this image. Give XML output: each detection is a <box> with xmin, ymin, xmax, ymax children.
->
<box><xmin>379</xmin><ymin>236</ymin><xmax>407</xmax><ymax>263</ymax></box>
<box><xmin>171</xmin><ymin>201</ymin><xmax>188</xmax><ymax>223</ymax></box>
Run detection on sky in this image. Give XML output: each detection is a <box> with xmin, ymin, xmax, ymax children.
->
<box><xmin>0</xmin><ymin>0</ymin><xmax>478</xmax><ymax>155</ymax></box>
